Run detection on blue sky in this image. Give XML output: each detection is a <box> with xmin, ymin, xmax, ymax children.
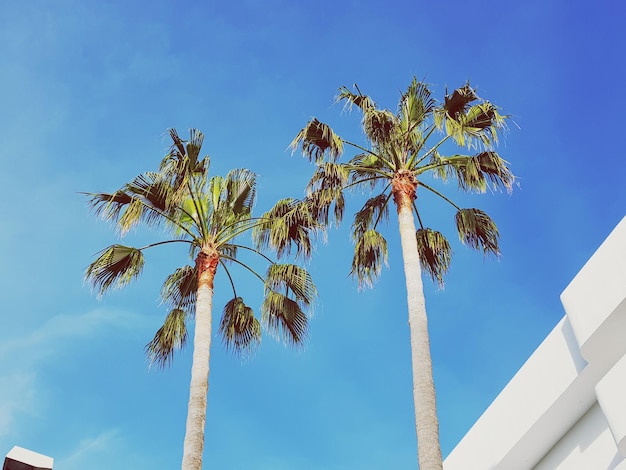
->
<box><xmin>1</xmin><ymin>0</ymin><xmax>624</xmax><ymax>468</ymax></box>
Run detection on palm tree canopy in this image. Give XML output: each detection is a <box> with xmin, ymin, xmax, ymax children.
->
<box><xmin>290</xmin><ymin>78</ymin><xmax>515</xmax><ymax>287</ymax></box>
<box><xmin>85</xmin><ymin>128</ymin><xmax>321</xmax><ymax>366</ymax></box>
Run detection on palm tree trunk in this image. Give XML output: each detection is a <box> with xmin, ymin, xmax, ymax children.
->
<box><xmin>394</xmin><ymin>188</ymin><xmax>443</xmax><ymax>470</ymax></box>
<box><xmin>181</xmin><ymin>251</ymin><xmax>218</xmax><ymax>470</ymax></box>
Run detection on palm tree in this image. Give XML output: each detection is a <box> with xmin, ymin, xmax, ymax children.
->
<box><xmin>290</xmin><ymin>78</ymin><xmax>514</xmax><ymax>469</ymax></box>
<box><xmin>85</xmin><ymin>128</ymin><xmax>320</xmax><ymax>470</ymax></box>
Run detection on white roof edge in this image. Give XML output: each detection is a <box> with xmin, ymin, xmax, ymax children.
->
<box><xmin>5</xmin><ymin>446</ymin><xmax>54</xmax><ymax>467</ymax></box>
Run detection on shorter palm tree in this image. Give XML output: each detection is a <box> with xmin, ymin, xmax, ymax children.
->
<box><xmin>84</xmin><ymin>128</ymin><xmax>320</xmax><ymax>470</ymax></box>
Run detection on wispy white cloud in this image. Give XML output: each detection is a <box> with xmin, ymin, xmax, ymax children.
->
<box><xmin>0</xmin><ymin>308</ymin><xmax>152</xmax><ymax>362</ymax></box>
<box><xmin>0</xmin><ymin>372</ymin><xmax>38</xmax><ymax>438</ymax></box>
<box><xmin>56</xmin><ymin>428</ymin><xmax>122</xmax><ymax>469</ymax></box>
<box><xmin>0</xmin><ymin>308</ymin><xmax>152</xmax><ymax>439</ymax></box>
<box><xmin>54</xmin><ymin>427</ymin><xmax>165</xmax><ymax>470</ymax></box>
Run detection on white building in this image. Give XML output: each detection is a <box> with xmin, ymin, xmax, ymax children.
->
<box><xmin>3</xmin><ymin>446</ymin><xmax>53</xmax><ymax>470</ymax></box>
<box><xmin>444</xmin><ymin>216</ymin><xmax>626</xmax><ymax>470</ymax></box>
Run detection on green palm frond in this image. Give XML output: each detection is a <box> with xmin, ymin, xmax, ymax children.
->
<box><xmin>427</xmin><ymin>150</ymin><xmax>449</xmax><ymax>181</ymax></box>
<box><xmin>208</xmin><ymin>175</ymin><xmax>224</xmax><ymax>215</ymax></box>
<box><xmin>224</xmin><ymin>168</ymin><xmax>256</xmax><ymax>217</ymax></box>
<box><xmin>307</xmin><ymin>162</ymin><xmax>350</xmax><ymax>191</ymax></box>
<box><xmin>119</xmin><ymin>173</ymin><xmax>172</xmax><ymax>233</ymax></box>
<box><xmin>305</xmin><ymin>162</ymin><xmax>350</xmax><ymax>225</ymax></box>
<box><xmin>352</xmin><ymin>193</ymin><xmax>390</xmax><ymax>239</ymax></box>
<box><xmin>86</xmin><ymin>190</ymin><xmax>133</xmax><ymax>222</ymax></box>
<box><xmin>85</xmin><ymin>244</ymin><xmax>144</xmax><ymax>297</ymax></box>
<box><xmin>455</xmin><ymin>208</ymin><xmax>500</xmax><ymax>256</ymax></box>
<box><xmin>145</xmin><ymin>308</ymin><xmax>189</xmax><ymax>368</ymax></box>
<box><xmin>177</xmin><ymin>196</ymin><xmax>207</xmax><ymax>233</ymax></box>
<box><xmin>254</xmin><ymin>198</ymin><xmax>321</xmax><ymax>259</ymax></box>
<box><xmin>160</xmin><ymin>265</ymin><xmax>197</xmax><ymax>311</ymax></box>
<box><xmin>219</xmin><ymin>297</ymin><xmax>261</xmax><ymax>354</ymax></box>
<box><xmin>443</xmin><ymin>83</ymin><xmax>479</xmax><ymax>119</ymax></box>
<box><xmin>160</xmin><ymin>128</ymin><xmax>209</xmax><ymax>188</ymax></box>
<box><xmin>262</xmin><ymin>290</ymin><xmax>308</xmax><ymax>345</ymax></box>
<box><xmin>160</xmin><ymin>137</ymin><xmax>188</xmax><ymax>187</ymax></box>
<box><xmin>336</xmin><ymin>85</ymin><xmax>376</xmax><ymax>112</ymax></box>
<box><xmin>443</xmin><ymin>102</ymin><xmax>506</xmax><ymax>148</ymax></box>
<box><xmin>115</xmin><ymin>196</ymin><xmax>148</xmax><ymax>234</ymax></box>
<box><xmin>363</xmin><ymin>109</ymin><xmax>398</xmax><ymax>146</ymax></box>
<box><xmin>86</xmin><ymin>189</ymin><xmax>159</xmax><ymax>236</ymax></box>
<box><xmin>444</xmin><ymin>152</ymin><xmax>514</xmax><ymax>193</ymax></box>
<box><xmin>346</xmin><ymin>154</ymin><xmax>390</xmax><ymax>190</ymax></box>
<box><xmin>337</xmin><ymin>86</ymin><xmax>402</xmax><ymax>164</ymax></box>
<box><xmin>433</xmin><ymin>83</ymin><xmax>507</xmax><ymax>149</ymax></box>
<box><xmin>416</xmin><ymin>229</ymin><xmax>452</xmax><ymax>287</ymax></box>
<box><xmin>265</xmin><ymin>264</ymin><xmax>317</xmax><ymax>306</ymax></box>
<box><xmin>306</xmin><ymin>187</ymin><xmax>345</xmax><ymax>227</ymax></box>
<box><xmin>125</xmin><ymin>172</ymin><xmax>171</xmax><ymax>211</ymax></box>
<box><xmin>208</xmin><ymin>175</ymin><xmax>238</xmax><ymax>238</ymax></box>
<box><xmin>400</xmin><ymin>78</ymin><xmax>435</xmax><ymax>130</ymax></box>
<box><xmin>348</xmin><ymin>152</ymin><xmax>385</xmax><ymax>170</ymax></box>
<box><xmin>168</xmin><ymin>127</ymin><xmax>186</xmax><ymax>156</ymax></box>
<box><xmin>307</xmin><ymin>162</ymin><xmax>351</xmax><ymax>192</ymax></box>
<box><xmin>351</xmin><ymin>229</ymin><xmax>388</xmax><ymax>288</ymax></box>
<box><xmin>203</xmin><ymin>169</ymin><xmax>257</xmax><ymax>244</ymax></box>
<box><xmin>464</xmin><ymin>103</ymin><xmax>499</xmax><ymax>130</ymax></box>
<box><xmin>464</xmin><ymin>103</ymin><xmax>506</xmax><ymax>145</ymax></box>
<box><xmin>290</xmin><ymin>118</ymin><xmax>344</xmax><ymax>164</ymax></box>
<box><xmin>185</xmin><ymin>128</ymin><xmax>205</xmax><ymax>172</ymax></box>
<box><xmin>87</xmin><ymin>171</ymin><xmax>184</xmax><ymax>236</ymax></box>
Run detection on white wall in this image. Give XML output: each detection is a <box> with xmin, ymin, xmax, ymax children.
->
<box><xmin>534</xmin><ymin>403</ymin><xmax>625</xmax><ymax>470</ymax></box>
<box><xmin>444</xmin><ymin>216</ymin><xmax>626</xmax><ymax>470</ymax></box>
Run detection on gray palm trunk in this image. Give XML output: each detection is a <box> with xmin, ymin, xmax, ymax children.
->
<box><xmin>396</xmin><ymin>196</ymin><xmax>443</xmax><ymax>470</ymax></box>
<box><xmin>181</xmin><ymin>253</ymin><xmax>216</xmax><ymax>470</ymax></box>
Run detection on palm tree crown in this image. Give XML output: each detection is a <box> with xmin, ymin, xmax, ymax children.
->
<box><xmin>290</xmin><ymin>78</ymin><xmax>514</xmax><ymax>469</ymax></box>
<box><xmin>84</xmin><ymin>128</ymin><xmax>320</xmax><ymax>470</ymax></box>
<box><xmin>292</xmin><ymin>79</ymin><xmax>513</xmax><ymax>285</ymax></box>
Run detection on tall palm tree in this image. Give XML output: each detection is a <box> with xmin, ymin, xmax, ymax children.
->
<box><xmin>85</xmin><ymin>128</ymin><xmax>320</xmax><ymax>470</ymax></box>
<box><xmin>290</xmin><ymin>78</ymin><xmax>514</xmax><ymax>469</ymax></box>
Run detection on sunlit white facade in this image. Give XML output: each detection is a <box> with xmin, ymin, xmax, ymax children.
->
<box><xmin>444</xmin><ymin>216</ymin><xmax>626</xmax><ymax>470</ymax></box>
<box><xmin>3</xmin><ymin>446</ymin><xmax>53</xmax><ymax>470</ymax></box>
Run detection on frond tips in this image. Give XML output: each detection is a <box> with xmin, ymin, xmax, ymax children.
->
<box><xmin>160</xmin><ymin>265</ymin><xmax>197</xmax><ymax>311</ymax></box>
<box><xmin>262</xmin><ymin>291</ymin><xmax>309</xmax><ymax>346</ymax></box>
<box><xmin>364</xmin><ymin>109</ymin><xmax>398</xmax><ymax>146</ymax></box>
<box><xmin>351</xmin><ymin>229</ymin><xmax>388</xmax><ymax>288</ymax></box>
<box><xmin>400</xmin><ymin>78</ymin><xmax>435</xmax><ymax>128</ymax></box>
<box><xmin>145</xmin><ymin>308</ymin><xmax>189</xmax><ymax>368</ymax></box>
<box><xmin>254</xmin><ymin>198</ymin><xmax>322</xmax><ymax>259</ymax></box>
<box><xmin>416</xmin><ymin>229</ymin><xmax>452</xmax><ymax>287</ymax></box>
<box><xmin>455</xmin><ymin>208</ymin><xmax>500</xmax><ymax>257</ymax></box>
<box><xmin>444</xmin><ymin>152</ymin><xmax>514</xmax><ymax>193</ymax></box>
<box><xmin>444</xmin><ymin>83</ymin><xmax>479</xmax><ymax>119</ymax></box>
<box><xmin>160</xmin><ymin>128</ymin><xmax>209</xmax><ymax>183</ymax></box>
<box><xmin>85</xmin><ymin>244</ymin><xmax>144</xmax><ymax>297</ymax></box>
<box><xmin>224</xmin><ymin>168</ymin><xmax>257</xmax><ymax>217</ymax></box>
<box><xmin>265</xmin><ymin>263</ymin><xmax>317</xmax><ymax>306</ymax></box>
<box><xmin>219</xmin><ymin>297</ymin><xmax>261</xmax><ymax>354</ymax></box>
<box><xmin>289</xmin><ymin>118</ymin><xmax>344</xmax><ymax>164</ymax></box>
<box><xmin>352</xmin><ymin>193</ymin><xmax>390</xmax><ymax>240</ymax></box>
<box><xmin>336</xmin><ymin>85</ymin><xmax>376</xmax><ymax>112</ymax></box>
<box><xmin>261</xmin><ymin>263</ymin><xmax>316</xmax><ymax>346</ymax></box>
